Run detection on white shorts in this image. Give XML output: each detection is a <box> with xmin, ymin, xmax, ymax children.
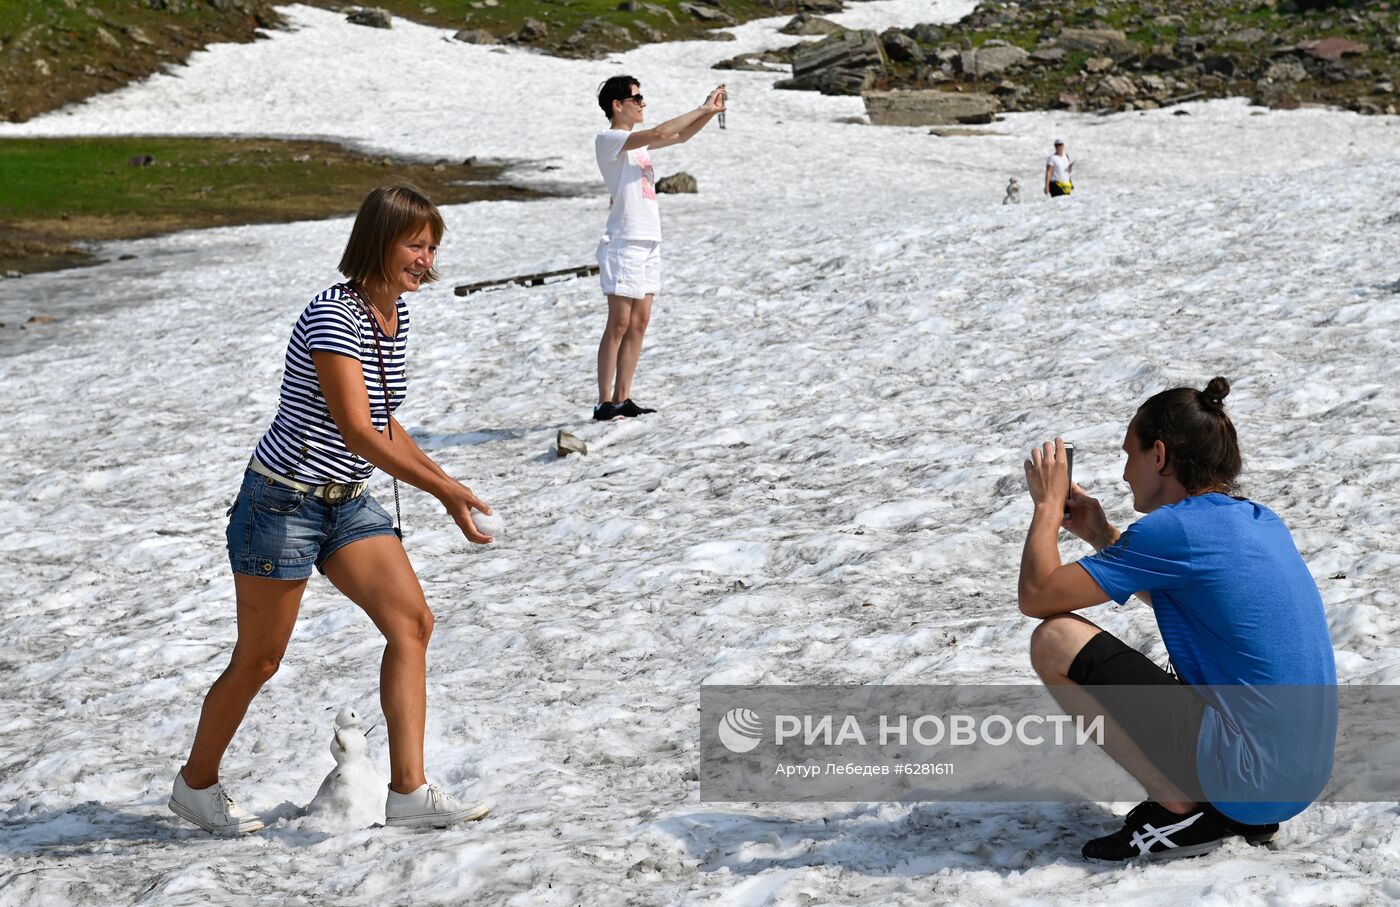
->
<box><xmin>598</xmin><ymin>238</ymin><xmax>661</xmax><ymax>299</ymax></box>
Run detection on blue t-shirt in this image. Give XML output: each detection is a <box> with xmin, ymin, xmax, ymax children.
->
<box><xmin>1077</xmin><ymin>494</ymin><xmax>1336</xmax><ymax>824</ymax></box>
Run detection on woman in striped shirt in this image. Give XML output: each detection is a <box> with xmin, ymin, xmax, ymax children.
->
<box><xmin>169</xmin><ymin>184</ymin><xmax>495</xmax><ymax>833</ymax></box>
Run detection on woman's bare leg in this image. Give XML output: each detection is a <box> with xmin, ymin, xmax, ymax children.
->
<box><xmin>597</xmin><ymin>295</ymin><xmax>635</xmax><ymax>404</ymax></box>
<box><xmin>612</xmin><ymin>293</ymin><xmax>653</xmax><ymax>403</ymax></box>
<box><xmin>322</xmin><ymin>535</ymin><xmax>434</xmax><ymax>794</ymax></box>
<box><xmin>182</xmin><ymin>574</ymin><xmax>307</xmax><ymax>788</ymax></box>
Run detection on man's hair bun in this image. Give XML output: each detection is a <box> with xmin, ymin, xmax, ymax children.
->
<box><xmin>1202</xmin><ymin>376</ymin><xmax>1230</xmax><ymax>407</ymax></box>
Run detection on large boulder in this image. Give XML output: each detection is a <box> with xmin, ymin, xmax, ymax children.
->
<box><xmin>453</xmin><ymin>28</ymin><xmax>498</xmax><ymax>44</ymax></box>
<box><xmin>910</xmin><ymin>24</ymin><xmax>942</xmax><ymax>45</ymax></box>
<box><xmin>714</xmin><ymin>48</ymin><xmax>791</xmax><ymax>71</ymax></box>
<box><xmin>346</xmin><ymin>7</ymin><xmax>391</xmax><ymax>28</ymax></box>
<box><xmin>1297</xmin><ymin>37</ymin><xmax>1367</xmax><ymax>61</ymax></box>
<box><xmin>617</xmin><ymin>1</ymin><xmax>678</xmax><ymax>24</ymax></box>
<box><xmin>881</xmin><ymin>28</ymin><xmax>920</xmax><ymax>62</ymax></box>
<box><xmin>1030</xmin><ymin>46</ymin><xmax>1067</xmax><ymax>64</ymax></box>
<box><xmin>1094</xmin><ymin>74</ymin><xmax>1138</xmax><ymax>98</ymax></box>
<box><xmin>776</xmin><ymin>67</ymin><xmax>878</xmax><ymax>95</ymax></box>
<box><xmin>516</xmin><ymin>17</ymin><xmax>549</xmax><ymax>40</ymax></box>
<box><xmin>791</xmin><ymin>29</ymin><xmax>887</xmax><ymax>78</ymax></box>
<box><xmin>780</xmin><ymin>13</ymin><xmax>845</xmax><ymax>36</ymax></box>
<box><xmin>656</xmin><ymin>172</ymin><xmax>697</xmax><ymax>193</ymax></box>
<box><xmin>863</xmin><ymin>89</ymin><xmax>999</xmax><ymax>126</ymax></box>
<box><xmin>1264</xmin><ymin>58</ymin><xmax>1308</xmax><ymax>82</ymax></box>
<box><xmin>960</xmin><ymin>43</ymin><xmax>1029</xmax><ymax>78</ymax></box>
<box><xmin>1054</xmin><ymin>28</ymin><xmax>1133</xmax><ymax>60</ymax></box>
<box><xmin>1143</xmin><ymin>52</ymin><xmax>1182</xmax><ymax>70</ymax></box>
<box><xmin>1202</xmin><ymin>54</ymin><xmax>1237</xmax><ymax>78</ymax></box>
<box><xmin>562</xmin><ymin>19</ymin><xmax>634</xmax><ymax>55</ymax></box>
<box><xmin>1223</xmin><ymin>27</ymin><xmax>1268</xmax><ymax>45</ymax></box>
<box><xmin>680</xmin><ymin>2</ymin><xmax>735</xmax><ymax>23</ymax></box>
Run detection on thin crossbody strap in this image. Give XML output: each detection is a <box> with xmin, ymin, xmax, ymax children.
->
<box><xmin>340</xmin><ymin>283</ymin><xmax>403</xmax><ymax>538</ymax></box>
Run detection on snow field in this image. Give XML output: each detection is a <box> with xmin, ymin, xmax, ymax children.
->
<box><xmin>2</xmin><ymin>1</ymin><xmax>1400</xmax><ymax>904</ymax></box>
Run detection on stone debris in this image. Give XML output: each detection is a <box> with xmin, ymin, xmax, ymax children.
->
<box><xmin>556</xmin><ymin>431</ymin><xmax>588</xmax><ymax>458</ymax></box>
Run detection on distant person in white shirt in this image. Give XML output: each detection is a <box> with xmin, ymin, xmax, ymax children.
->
<box><xmin>591</xmin><ymin>75</ymin><xmax>726</xmax><ymax>422</ymax></box>
<box><xmin>1045</xmin><ymin>139</ymin><xmax>1074</xmax><ymax>197</ymax></box>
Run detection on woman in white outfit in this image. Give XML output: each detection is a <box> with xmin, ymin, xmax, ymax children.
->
<box><xmin>591</xmin><ymin>75</ymin><xmax>726</xmax><ymax>421</ymax></box>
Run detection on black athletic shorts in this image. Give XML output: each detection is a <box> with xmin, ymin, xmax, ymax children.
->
<box><xmin>1067</xmin><ymin>630</ymin><xmax>1207</xmax><ymax>801</ymax></box>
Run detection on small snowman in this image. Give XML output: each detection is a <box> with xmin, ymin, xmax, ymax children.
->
<box><xmin>304</xmin><ymin>707</ymin><xmax>385</xmax><ymax>830</ymax></box>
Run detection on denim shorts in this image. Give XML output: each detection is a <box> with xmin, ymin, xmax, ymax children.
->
<box><xmin>226</xmin><ymin>469</ymin><xmax>397</xmax><ymax>580</ymax></box>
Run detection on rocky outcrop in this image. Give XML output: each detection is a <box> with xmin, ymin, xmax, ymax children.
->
<box><xmin>793</xmin><ymin>30</ymin><xmax>888</xmax><ymax>76</ymax></box>
<box><xmin>775</xmin><ymin>30</ymin><xmax>888</xmax><ymax>95</ymax></box>
<box><xmin>756</xmin><ymin>0</ymin><xmax>1400</xmax><ymax>120</ymax></box>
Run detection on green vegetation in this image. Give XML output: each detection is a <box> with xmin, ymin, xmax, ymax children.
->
<box><xmin>0</xmin><ymin>0</ymin><xmax>281</xmax><ymax>123</ymax></box>
<box><xmin>0</xmin><ymin>136</ymin><xmax>546</xmax><ymax>274</ymax></box>
<box><xmin>346</xmin><ymin>0</ymin><xmax>781</xmax><ymax>46</ymax></box>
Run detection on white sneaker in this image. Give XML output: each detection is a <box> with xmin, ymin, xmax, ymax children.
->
<box><xmin>168</xmin><ymin>772</ymin><xmax>265</xmax><ymax>835</ymax></box>
<box><xmin>384</xmin><ymin>783</ymin><xmax>490</xmax><ymax>828</ymax></box>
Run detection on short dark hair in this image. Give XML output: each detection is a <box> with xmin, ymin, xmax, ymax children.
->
<box><xmin>1132</xmin><ymin>376</ymin><xmax>1243</xmax><ymax>494</ymax></box>
<box><xmin>338</xmin><ymin>183</ymin><xmax>445</xmax><ymax>289</ymax></box>
<box><xmin>598</xmin><ymin>74</ymin><xmax>639</xmax><ymax>120</ymax></box>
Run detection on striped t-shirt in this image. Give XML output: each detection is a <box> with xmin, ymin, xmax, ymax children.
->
<box><xmin>252</xmin><ymin>284</ymin><xmax>409</xmax><ymax>484</ymax></box>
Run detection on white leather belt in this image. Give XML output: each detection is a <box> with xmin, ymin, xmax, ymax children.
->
<box><xmin>248</xmin><ymin>457</ymin><xmax>367</xmax><ymax>504</ymax></box>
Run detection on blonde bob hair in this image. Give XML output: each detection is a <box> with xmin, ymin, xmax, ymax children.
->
<box><xmin>338</xmin><ymin>183</ymin><xmax>445</xmax><ymax>289</ymax></box>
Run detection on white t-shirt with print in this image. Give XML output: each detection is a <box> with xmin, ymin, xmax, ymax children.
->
<box><xmin>596</xmin><ymin>128</ymin><xmax>661</xmax><ymax>242</ymax></box>
<box><xmin>1046</xmin><ymin>153</ymin><xmax>1072</xmax><ymax>183</ymax></box>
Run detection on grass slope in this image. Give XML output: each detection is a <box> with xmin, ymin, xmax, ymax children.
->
<box><xmin>0</xmin><ymin>135</ymin><xmax>546</xmax><ymax>274</ymax></box>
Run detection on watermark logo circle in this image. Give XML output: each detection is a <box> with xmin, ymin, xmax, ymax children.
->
<box><xmin>718</xmin><ymin>708</ymin><xmax>763</xmax><ymax>753</ymax></box>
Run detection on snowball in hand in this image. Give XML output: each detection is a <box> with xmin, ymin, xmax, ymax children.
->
<box><xmin>473</xmin><ymin>510</ymin><xmax>504</xmax><ymax>537</ymax></box>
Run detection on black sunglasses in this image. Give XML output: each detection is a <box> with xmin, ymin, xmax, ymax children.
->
<box><xmin>624</xmin><ymin>94</ymin><xmax>645</xmax><ymax>104</ymax></box>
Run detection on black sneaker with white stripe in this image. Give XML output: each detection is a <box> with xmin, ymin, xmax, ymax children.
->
<box><xmin>1081</xmin><ymin>801</ymin><xmax>1278</xmax><ymax>861</ymax></box>
<box><xmin>593</xmin><ymin>401</ymin><xmax>623</xmax><ymax>421</ymax></box>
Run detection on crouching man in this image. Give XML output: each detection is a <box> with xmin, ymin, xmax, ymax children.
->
<box><xmin>1018</xmin><ymin>377</ymin><xmax>1336</xmax><ymax>860</ymax></box>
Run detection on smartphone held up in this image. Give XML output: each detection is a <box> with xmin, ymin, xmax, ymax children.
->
<box><xmin>1063</xmin><ymin>441</ymin><xmax>1074</xmax><ymax>521</ymax></box>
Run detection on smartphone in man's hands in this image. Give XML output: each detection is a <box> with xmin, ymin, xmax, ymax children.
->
<box><xmin>1063</xmin><ymin>441</ymin><xmax>1075</xmax><ymax>521</ymax></box>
